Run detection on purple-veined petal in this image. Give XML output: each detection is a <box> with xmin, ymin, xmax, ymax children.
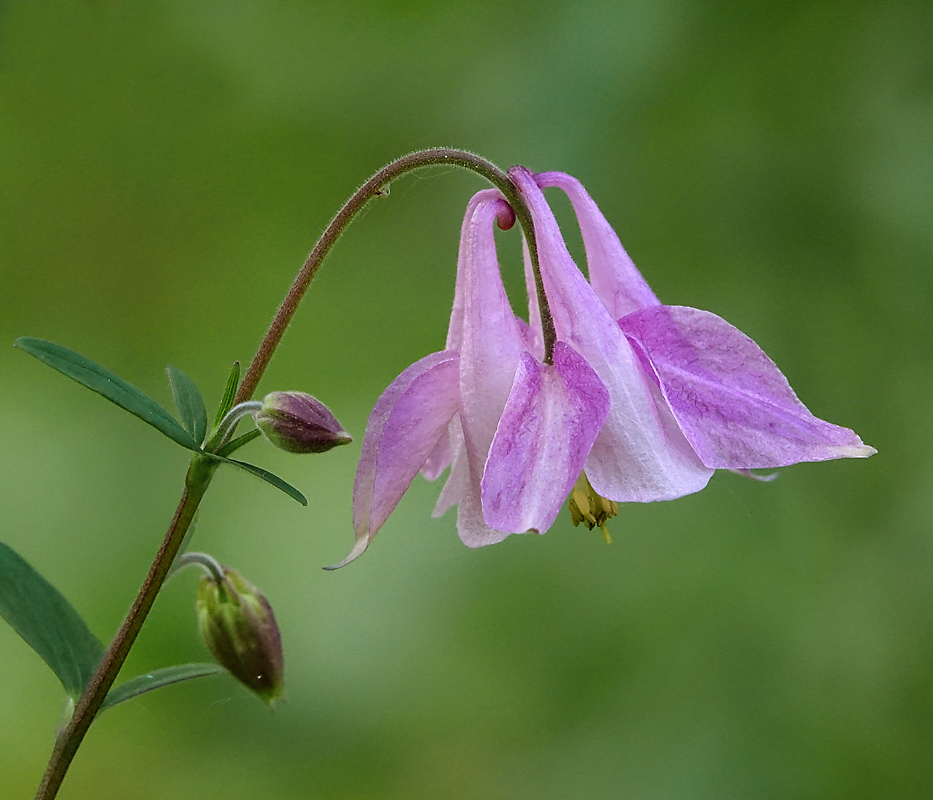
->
<box><xmin>446</xmin><ymin>189</ymin><xmax>513</xmax><ymax>353</ymax></box>
<box><xmin>535</xmin><ymin>171</ymin><xmax>660</xmax><ymax>318</ymax></box>
<box><xmin>482</xmin><ymin>342</ymin><xmax>610</xmax><ymax>534</ymax></box>
<box><xmin>511</xmin><ymin>166</ymin><xmax>713</xmax><ymax>502</ymax></box>
<box><xmin>456</xmin><ymin>194</ymin><xmax>529</xmax><ymax>543</ymax></box>
<box><xmin>619</xmin><ymin>305</ymin><xmax>876</xmax><ymax>468</ymax></box>
<box><xmin>425</xmin><ymin>189</ymin><xmax>511</xmax><ymax>485</ymax></box>
<box><xmin>330</xmin><ymin>350</ymin><xmax>460</xmax><ymax>569</ymax></box>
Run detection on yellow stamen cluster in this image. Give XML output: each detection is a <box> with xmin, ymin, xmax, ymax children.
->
<box><xmin>567</xmin><ymin>472</ymin><xmax>618</xmax><ymax>543</ymax></box>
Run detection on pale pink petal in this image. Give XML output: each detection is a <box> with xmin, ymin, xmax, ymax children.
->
<box><xmin>432</xmin><ymin>416</ymin><xmax>467</xmax><ymax>517</ymax></box>
<box><xmin>522</xmin><ymin>239</ymin><xmax>545</xmax><ymax>360</ymax></box>
<box><xmin>510</xmin><ymin>166</ymin><xmax>713</xmax><ymax>502</ymax></box>
<box><xmin>457</xmin><ymin>478</ymin><xmax>512</xmax><ymax>548</ymax></box>
<box><xmin>535</xmin><ymin>171</ymin><xmax>660</xmax><ymax>318</ymax></box>
<box><xmin>421</xmin><ymin>430</ymin><xmax>451</xmax><ymax>481</ymax></box>
<box><xmin>619</xmin><ymin>305</ymin><xmax>876</xmax><ymax>468</ymax></box>
<box><xmin>731</xmin><ymin>468</ymin><xmax>778</xmax><ymax>482</ymax></box>
<box><xmin>330</xmin><ymin>350</ymin><xmax>459</xmax><ymax>569</ymax></box>
<box><xmin>482</xmin><ymin>343</ymin><xmax>610</xmax><ymax>534</ymax></box>
<box><xmin>457</xmin><ymin>194</ymin><xmax>528</xmax><ymax>538</ymax></box>
<box><xmin>421</xmin><ymin>188</ymin><xmax>507</xmax><ymax>484</ymax></box>
<box><xmin>445</xmin><ymin>189</ymin><xmax>514</xmax><ymax>353</ymax></box>
<box><xmin>371</xmin><ymin>358</ymin><xmax>462</xmax><ymax>530</ymax></box>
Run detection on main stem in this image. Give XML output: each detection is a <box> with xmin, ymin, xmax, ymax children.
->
<box><xmin>35</xmin><ymin>148</ymin><xmax>547</xmax><ymax>799</ymax></box>
<box><xmin>34</xmin><ymin>460</ymin><xmax>213</xmax><ymax>800</ymax></box>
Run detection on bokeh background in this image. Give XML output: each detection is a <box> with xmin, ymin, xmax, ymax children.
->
<box><xmin>1</xmin><ymin>1</ymin><xmax>930</xmax><ymax>798</ymax></box>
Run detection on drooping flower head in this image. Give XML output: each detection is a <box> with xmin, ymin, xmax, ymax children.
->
<box><xmin>330</xmin><ymin>168</ymin><xmax>874</xmax><ymax>568</ymax></box>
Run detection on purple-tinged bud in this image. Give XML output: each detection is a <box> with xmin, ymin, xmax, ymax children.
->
<box><xmin>196</xmin><ymin>567</ymin><xmax>284</xmax><ymax>704</ymax></box>
<box><xmin>254</xmin><ymin>391</ymin><xmax>352</xmax><ymax>454</ymax></box>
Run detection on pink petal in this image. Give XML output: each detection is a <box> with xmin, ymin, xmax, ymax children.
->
<box><xmin>522</xmin><ymin>238</ymin><xmax>545</xmax><ymax>360</ymax></box>
<box><xmin>432</xmin><ymin>412</ymin><xmax>512</xmax><ymax>550</ymax></box>
<box><xmin>482</xmin><ymin>342</ymin><xmax>610</xmax><ymax>534</ymax></box>
<box><xmin>619</xmin><ymin>305</ymin><xmax>877</xmax><ymax>468</ymax></box>
<box><xmin>420</xmin><ymin>428</ymin><xmax>451</xmax><ymax>481</ymax></box>
<box><xmin>510</xmin><ymin>166</ymin><xmax>713</xmax><ymax>502</ymax></box>
<box><xmin>535</xmin><ymin>171</ymin><xmax>660</xmax><ymax>318</ymax></box>
<box><xmin>426</xmin><ymin>189</ymin><xmax>513</xmax><ymax>485</ymax></box>
<box><xmin>456</xmin><ymin>193</ymin><xmax>529</xmax><ymax>542</ymax></box>
<box><xmin>432</xmin><ymin>416</ymin><xmax>467</xmax><ymax>517</ymax></box>
<box><xmin>456</xmin><ymin>477</ymin><xmax>513</xmax><ymax>549</ymax></box>
<box><xmin>445</xmin><ymin>189</ymin><xmax>515</xmax><ymax>354</ymax></box>
<box><xmin>331</xmin><ymin>350</ymin><xmax>460</xmax><ymax>569</ymax></box>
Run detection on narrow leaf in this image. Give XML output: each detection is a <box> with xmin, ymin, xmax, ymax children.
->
<box><xmin>214</xmin><ymin>361</ymin><xmax>241</xmax><ymax>429</ymax></box>
<box><xmin>15</xmin><ymin>337</ymin><xmax>199</xmax><ymax>451</ymax></box>
<box><xmin>167</xmin><ymin>365</ymin><xmax>208</xmax><ymax>446</ymax></box>
<box><xmin>101</xmin><ymin>663</ymin><xmax>226</xmax><ymax>711</ymax></box>
<box><xmin>217</xmin><ymin>428</ymin><xmax>262</xmax><ymax>458</ymax></box>
<box><xmin>0</xmin><ymin>541</ymin><xmax>105</xmax><ymax>699</ymax></box>
<box><xmin>203</xmin><ymin>452</ymin><xmax>308</xmax><ymax>506</ymax></box>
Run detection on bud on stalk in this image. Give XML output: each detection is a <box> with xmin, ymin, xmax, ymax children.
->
<box><xmin>196</xmin><ymin>567</ymin><xmax>285</xmax><ymax>704</ymax></box>
<box><xmin>255</xmin><ymin>391</ymin><xmax>352</xmax><ymax>454</ymax></box>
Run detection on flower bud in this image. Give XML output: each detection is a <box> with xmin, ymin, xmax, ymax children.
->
<box><xmin>254</xmin><ymin>391</ymin><xmax>352</xmax><ymax>454</ymax></box>
<box><xmin>196</xmin><ymin>567</ymin><xmax>284</xmax><ymax>704</ymax></box>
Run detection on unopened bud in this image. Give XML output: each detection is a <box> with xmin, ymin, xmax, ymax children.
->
<box><xmin>196</xmin><ymin>567</ymin><xmax>284</xmax><ymax>704</ymax></box>
<box><xmin>568</xmin><ymin>472</ymin><xmax>618</xmax><ymax>544</ymax></box>
<box><xmin>255</xmin><ymin>391</ymin><xmax>352</xmax><ymax>454</ymax></box>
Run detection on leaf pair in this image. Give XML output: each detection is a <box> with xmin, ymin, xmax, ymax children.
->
<box><xmin>14</xmin><ymin>337</ymin><xmax>306</xmax><ymax>505</ymax></box>
<box><xmin>0</xmin><ymin>541</ymin><xmax>223</xmax><ymax>709</ymax></box>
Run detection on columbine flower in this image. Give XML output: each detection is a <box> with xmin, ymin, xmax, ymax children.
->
<box><xmin>331</xmin><ymin>188</ymin><xmax>609</xmax><ymax>567</ymax></box>
<box><xmin>331</xmin><ymin>169</ymin><xmax>874</xmax><ymax>568</ymax></box>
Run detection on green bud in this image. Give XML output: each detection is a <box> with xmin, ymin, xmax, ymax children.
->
<box><xmin>567</xmin><ymin>472</ymin><xmax>618</xmax><ymax>544</ymax></box>
<box><xmin>254</xmin><ymin>391</ymin><xmax>352</xmax><ymax>454</ymax></box>
<box><xmin>196</xmin><ymin>567</ymin><xmax>284</xmax><ymax>704</ymax></box>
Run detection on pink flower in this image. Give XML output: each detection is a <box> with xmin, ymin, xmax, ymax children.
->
<box><xmin>330</xmin><ymin>171</ymin><xmax>874</xmax><ymax>568</ymax></box>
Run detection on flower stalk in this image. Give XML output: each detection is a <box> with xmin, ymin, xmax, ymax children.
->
<box><xmin>34</xmin><ymin>456</ymin><xmax>215</xmax><ymax>800</ymax></box>
<box><xmin>34</xmin><ymin>148</ymin><xmax>543</xmax><ymax>799</ymax></box>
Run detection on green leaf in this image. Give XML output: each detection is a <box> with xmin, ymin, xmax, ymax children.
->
<box><xmin>202</xmin><ymin>452</ymin><xmax>308</xmax><ymax>506</ymax></box>
<box><xmin>213</xmin><ymin>361</ymin><xmax>241</xmax><ymax>429</ymax></box>
<box><xmin>15</xmin><ymin>337</ymin><xmax>199</xmax><ymax>452</ymax></box>
<box><xmin>101</xmin><ymin>663</ymin><xmax>226</xmax><ymax>711</ymax></box>
<box><xmin>0</xmin><ymin>541</ymin><xmax>105</xmax><ymax>699</ymax></box>
<box><xmin>217</xmin><ymin>428</ymin><xmax>262</xmax><ymax>457</ymax></box>
<box><xmin>167</xmin><ymin>365</ymin><xmax>208</xmax><ymax>446</ymax></box>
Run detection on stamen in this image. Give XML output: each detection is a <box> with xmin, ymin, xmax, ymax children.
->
<box><xmin>567</xmin><ymin>472</ymin><xmax>618</xmax><ymax>542</ymax></box>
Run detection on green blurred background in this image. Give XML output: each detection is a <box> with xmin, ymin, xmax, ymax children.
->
<box><xmin>1</xmin><ymin>1</ymin><xmax>930</xmax><ymax>798</ymax></box>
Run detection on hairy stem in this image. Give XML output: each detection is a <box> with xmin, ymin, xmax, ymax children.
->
<box><xmin>234</xmin><ymin>148</ymin><xmax>555</xmax><ymax>407</ymax></box>
<box><xmin>34</xmin><ymin>458</ymin><xmax>215</xmax><ymax>800</ymax></box>
<box><xmin>34</xmin><ymin>148</ymin><xmax>552</xmax><ymax>798</ymax></box>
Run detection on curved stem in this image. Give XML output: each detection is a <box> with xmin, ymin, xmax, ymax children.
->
<box><xmin>34</xmin><ymin>458</ymin><xmax>215</xmax><ymax>800</ymax></box>
<box><xmin>205</xmin><ymin>401</ymin><xmax>262</xmax><ymax>452</ymax></box>
<box><xmin>172</xmin><ymin>551</ymin><xmax>227</xmax><ymax>584</ymax></box>
<box><xmin>34</xmin><ymin>148</ymin><xmax>554</xmax><ymax>799</ymax></box>
<box><xmin>234</xmin><ymin>148</ymin><xmax>555</xmax><ymax>407</ymax></box>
